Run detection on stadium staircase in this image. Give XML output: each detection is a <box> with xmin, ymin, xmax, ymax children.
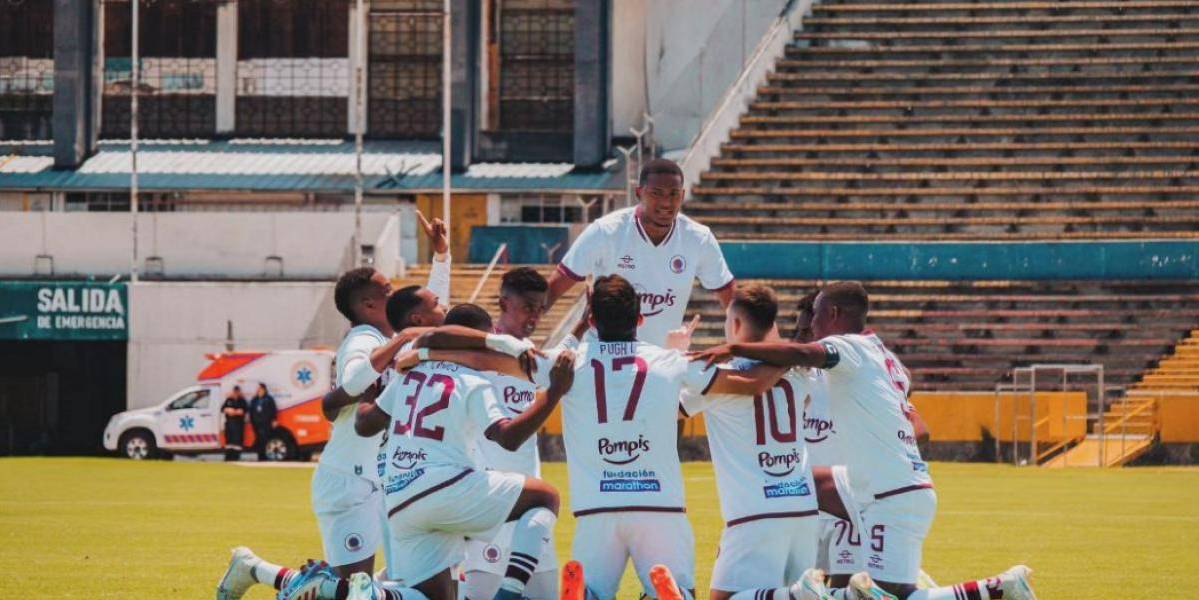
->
<box><xmin>1131</xmin><ymin>329</ymin><xmax>1199</xmax><ymax>392</ymax></box>
<box><xmin>689</xmin><ymin>0</ymin><xmax>1199</xmax><ymax>241</ymax></box>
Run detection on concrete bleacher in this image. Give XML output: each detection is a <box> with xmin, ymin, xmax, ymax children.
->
<box><xmin>686</xmin><ymin>279</ymin><xmax>1199</xmax><ymax>392</ymax></box>
<box><xmin>689</xmin><ymin>0</ymin><xmax>1199</xmax><ymax>241</ymax></box>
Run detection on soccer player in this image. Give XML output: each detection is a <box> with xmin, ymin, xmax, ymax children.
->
<box><xmin>356</xmin><ymin>303</ymin><xmax>576</xmax><ymax>600</ymax></box>
<box><xmin>690</xmin><ymin>282</ymin><xmax>1037</xmax><ymax>600</ymax></box>
<box><xmin>544</xmin><ymin>158</ymin><xmax>736</xmax><ymax>346</ymax></box>
<box><xmin>462</xmin><ymin>268</ymin><xmax>561</xmax><ymax>600</ymax></box>
<box><xmin>217</xmin><ymin>214</ymin><xmax>453</xmax><ymax>600</ymax></box>
<box><xmin>684</xmin><ymin>284</ymin><xmax>867</xmax><ymax>600</ymax></box>
<box><xmin>536</xmin><ymin>274</ymin><xmax>781</xmax><ymax>600</ymax></box>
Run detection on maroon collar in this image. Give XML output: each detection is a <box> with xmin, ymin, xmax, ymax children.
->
<box><xmin>634</xmin><ymin>205</ymin><xmax>676</xmax><ymax>247</ymax></box>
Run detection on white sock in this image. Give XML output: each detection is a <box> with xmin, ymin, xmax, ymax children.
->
<box><xmin>499</xmin><ymin>507</ymin><xmax>557</xmax><ymax>594</ymax></box>
<box><xmin>250</xmin><ymin>559</ymin><xmax>298</xmax><ymax>590</ymax></box>
<box><xmin>908</xmin><ymin>577</ymin><xmax>1003</xmax><ymax>600</ymax></box>
<box><xmin>730</xmin><ymin>588</ymin><xmax>789</xmax><ymax>600</ymax></box>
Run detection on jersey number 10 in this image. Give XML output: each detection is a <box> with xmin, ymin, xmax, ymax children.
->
<box><xmin>754</xmin><ymin>379</ymin><xmax>799</xmax><ymax>445</ymax></box>
<box><xmin>590</xmin><ymin>357</ymin><xmax>648</xmax><ymax>424</ymax></box>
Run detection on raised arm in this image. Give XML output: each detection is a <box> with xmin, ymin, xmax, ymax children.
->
<box><xmin>486</xmin><ymin>351</ymin><xmax>575</xmax><ymax>451</ymax></box>
<box><xmin>545</xmin><ymin>267</ymin><xmax>581</xmax><ymax>311</ymax></box>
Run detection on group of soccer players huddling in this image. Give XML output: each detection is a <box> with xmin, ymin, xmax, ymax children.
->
<box><xmin>216</xmin><ymin>159</ymin><xmax>1038</xmax><ymax>600</ymax></box>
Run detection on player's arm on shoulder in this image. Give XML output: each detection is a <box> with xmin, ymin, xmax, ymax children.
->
<box><xmin>412</xmin><ymin>325</ymin><xmax>535</xmax><ymax>359</ymax></box>
<box><xmin>486</xmin><ymin>350</ymin><xmax>575</xmax><ymax>451</ymax></box>
<box><xmin>353</xmin><ymin>386</ymin><xmax>392</xmax><ymax>437</ymax></box>
<box><xmin>425</xmin><ymin>349</ymin><xmax>530</xmax><ymax>380</ymax></box>
<box><xmin>690</xmin><ymin>340</ymin><xmax>840</xmax><ymax>370</ymax></box>
<box><xmin>706</xmin><ymin>363</ymin><xmax>789</xmax><ymax>397</ymax></box>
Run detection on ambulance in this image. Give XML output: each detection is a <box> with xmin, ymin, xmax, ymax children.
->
<box><xmin>103</xmin><ymin>350</ymin><xmax>334</xmax><ymax>461</ymax></box>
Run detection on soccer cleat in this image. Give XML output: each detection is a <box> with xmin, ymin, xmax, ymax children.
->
<box><xmin>998</xmin><ymin>565</ymin><xmax>1038</xmax><ymax>600</ymax></box>
<box><xmin>790</xmin><ymin>568</ymin><xmax>834</xmax><ymax>600</ymax></box>
<box><xmin>561</xmin><ymin>560</ymin><xmax>585</xmax><ymax>600</ymax></box>
<box><xmin>277</xmin><ymin>562</ymin><xmax>336</xmax><ymax>600</ymax></box>
<box><xmin>346</xmin><ymin>572</ymin><xmax>378</xmax><ymax>600</ymax></box>
<box><xmin>847</xmin><ymin>572</ymin><xmax>899</xmax><ymax>600</ymax></box>
<box><xmin>649</xmin><ymin>564</ymin><xmax>685</xmax><ymax>600</ymax></box>
<box><xmin>217</xmin><ymin>546</ymin><xmax>260</xmax><ymax>600</ymax></box>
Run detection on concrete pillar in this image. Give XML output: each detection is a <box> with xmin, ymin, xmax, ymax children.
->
<box><xmin>53</xmin><ymin>0</ymin><xmax>98</xmax><ymax>168</ymax></box>
<box><xmin>346</xmin><ymin>1</ymin><xmax>369</xmax><ymax>136</ymax></box>
<box><xmin>215</xmin><ymin>0</ymin><xmax>238</xmax><ymax>134</ymax></box>
<box><xmin>449</xmin><ymin>0</ymin><xmax>478</xmax><ymax>171</ymax></box>
<box><xmin>573</xmin><ymin>0</ymin><xmax>609</xmax><ymax>168</ymax></box>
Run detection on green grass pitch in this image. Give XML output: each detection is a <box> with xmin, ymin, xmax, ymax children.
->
<box><xmin>0</xmin><ymin>458</ymin><xmax>1196</xmax><ymax>599</ymax></box>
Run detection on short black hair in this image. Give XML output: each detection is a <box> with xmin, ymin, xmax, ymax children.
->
<box><xmin>591</xmin><ymin>275</ymin><xmax>640</xmax><ymax>341</ymax></box>
<box><xmin>732</xmin><ymin>284</ymin><xmax>778</xmax><ymax>333</ymax></box>
<box><xmin>444</xmin><ymin>303</ymin><xmax>494</xmax><ymax>332</ymax></box>
<box><xmin>385</xmin><ymin>285</ymin><xmax>424</xmax><ymax>331</ymax></box>
<box><xmin>796</xmin><ymin>290</ymin><xmax>819</xmax><ymax>317</ymax></box>
<box><xmin>500</xmin><ymin>267</ymin><xmax>548</xmax><ymax>297</ymax></box>
<box><xmin>232</xmin><ymin>385</ymin><xmax>241</xmax><ymax>392</ymax></box>
<box><xmin>334</xmin><ymin>267</ymin><xmax>377</xmax><ymax>324</ymax></box>
<box><xmin>820</xmin><ymin>281</ymin><xmax>869</xmax><ymax>320</ymax></box>
<box><xmin>638</xmin><ymin>158</ymin><xmax>684</xmax><ymax>187</ymax></box>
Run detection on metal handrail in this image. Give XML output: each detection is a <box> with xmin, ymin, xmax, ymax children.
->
<box><xmin>467</xmin><ymin>243</ymin><xmax>508</xmax><ymax>304</ymax></box>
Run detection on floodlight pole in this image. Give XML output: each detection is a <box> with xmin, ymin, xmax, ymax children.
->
<box><xmin>353</xmin><ymin>0</ymin><xmax>366</xmax><ymax>267</ymax></box>
<box><xmin>130</xmin><ymin>0</ymin><xmax>140</xmax><ymax>283</ymax></box>
<box><xmin>441</xmin><ymin>0</ymin><xmax>452</xmax><ymax>249</ymax></box>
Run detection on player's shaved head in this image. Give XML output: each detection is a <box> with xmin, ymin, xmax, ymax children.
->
<box><xmin>591</xmin><ymin>275</ymin><xmax>640</xmax><ymax>342</ymax></box>
<box><xmin>811</xmin><ymin>281</ymin><xmax>868</xmax><ymax>339</ymax></box>
<box><xmin>444</xmin><ymin>303</ymin><xmax>494</xmax><ymax>332</ymax></box>
<box><xmin>731</xmin><ymin>284</ymin><xmax>778</xmax><ymax>335</ymax></box>
<box><xmin>638</xmin><ymin>158</ymin><xmax>684</xmax><ymax>187</ymax></box>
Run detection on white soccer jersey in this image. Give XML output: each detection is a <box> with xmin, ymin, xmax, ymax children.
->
<box><xmin>557</xmin><ymin>206</ymin><xmax>735</xmax><ymax>346</ymax></box>
<box><xmin>681</xmin><ymin>359</ymin><xmax>819</xmax><ymax>525</ymax></box>
<box><xmin>376</xmin><ymin>361</ymin><xmax>506</xmax><ymax>509</ymax></box>
<box><xmin>802</xmin><ymin>368</ymin><xmax>839</xmax><ymax>468</ymax></box>
<box><xmin>321</xmin><ymin>324</ymin><xmax>389</xmax><ymax>481</ymax></box>
<box><xmin>537</xmin><ymin>340</ymin><xmax>715</xmax><ymax>516</ymax></box>
<box><xmin>820</xmin><ymin>333</ymin><xmax>932</xmax><ymax>499</ymax></box>
<box><xmin>469</xmin><ymin>370</ymin><xmax>541</xmax><ymax>477</ymax></box>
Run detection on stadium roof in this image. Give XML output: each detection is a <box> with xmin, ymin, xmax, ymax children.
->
<box><xmin>0</xmin><ymin>139</ymin><xmax>624</xmax><ymax>194</ymax></box>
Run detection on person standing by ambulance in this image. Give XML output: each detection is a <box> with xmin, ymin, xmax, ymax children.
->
<box><xmin>222</xmin><ymin>386</ymin><xmax>248</xmax><ymax>461</ymax></box>
<box><xmin>249</xmin><ymin>383</ymin><xmax>278</xmax><ymax>460</ymax></box>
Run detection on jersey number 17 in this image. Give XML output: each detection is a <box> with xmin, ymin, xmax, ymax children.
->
<box><xmin>590</xmin><ymin>357</ymin><xmax>647</xmax><ymax>424</ymax></box>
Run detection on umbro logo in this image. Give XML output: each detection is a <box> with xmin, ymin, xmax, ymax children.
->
<box><xmin>618</xmin><ymin>255</ymin><xmax>636</xmax><ymax>270</ymax></box>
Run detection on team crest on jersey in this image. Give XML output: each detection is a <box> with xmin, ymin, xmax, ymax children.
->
<box><xmin>483</xmin><ymin>544</ymin><xmax>502</xmax><ymax>563</ymax></box>
<box><xmin>344</xmin><ymin>533</ymin><xmax>363</xmax><ymax>552</ymax></box>
<box><xmin>618</xmin><ymin>255</ymin><xmax>636</xmax><ymax>270</ymax></box>
<box><xmin>668</xmin><ymin>255</ymin><xmax>686</xmax><ymax>274</ymax></box>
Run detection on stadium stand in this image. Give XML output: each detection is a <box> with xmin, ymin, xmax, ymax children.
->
<box><xmin>688</xmin><ymin>279</ymin><xmax>1199</xmax><ymax>392</ymax></box>
<box><xmin>688</xmin><ymin>0</ymin><xmax>1199</xmax><ymax>241</ymax></box>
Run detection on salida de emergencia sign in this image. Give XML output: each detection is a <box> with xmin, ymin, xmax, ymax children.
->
<box><xmin>0</xmin><ymin>282</ymin><xmax>128</xmax><ymax>341</ymax></box>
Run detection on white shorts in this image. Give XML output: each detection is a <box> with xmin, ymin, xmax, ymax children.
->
<box><xmin>311</xmin><ymin>465</ymin><xmax>387</xmax><ymax>567</ymax></box>
<box><xmin>464</xmin><ymin>520</ymin><xmax>559</xmax><ymax>574</ymax></box>
<box><xmin>386</xmin><ymin>468</ymin><xmax>526</xmax><ymax>586</ymax></box>
<box><xmin>572</xmin><ymin>511</ymin><xmax>695</xmax><ymax>600</ymax></box>
<box><xmin>858</xmin><ymin>488</ymin><xmax>937</xmax><ymax>584</ymax></box>
<box><xmin>815</xmin><ymin>516</ymin><xmax>861</xmax><ymax>577</ymax></box>
<box><xmin>462</xmin><ymin>569</ymin><xmax>558</xmax><ymax>600</ymax></box>
<box><xmin>710</xmin><ymin>516</ymin><xmax>820</xmax><ymax>593</ymax></box>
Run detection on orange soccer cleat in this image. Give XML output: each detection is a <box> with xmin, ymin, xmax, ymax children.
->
<box><xmin>649</xmin><ymin>564</ymin><xmax>685</xmax><ymax>600</ymax></box>
<box><xmin>561</xmin><ymin>560</ymin><xmax>585</xmax><ymax>600</ymax></box>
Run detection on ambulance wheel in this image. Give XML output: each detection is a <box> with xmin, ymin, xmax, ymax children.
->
<box><xmin>120</xmin><ymin>429</ymin><xmax>157</xmax><ymax>460</ymax></box>
<box><xmin>263</xmin><ymin>431</ymin><xmax>296</xmax><ymax>462</ymax></box>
